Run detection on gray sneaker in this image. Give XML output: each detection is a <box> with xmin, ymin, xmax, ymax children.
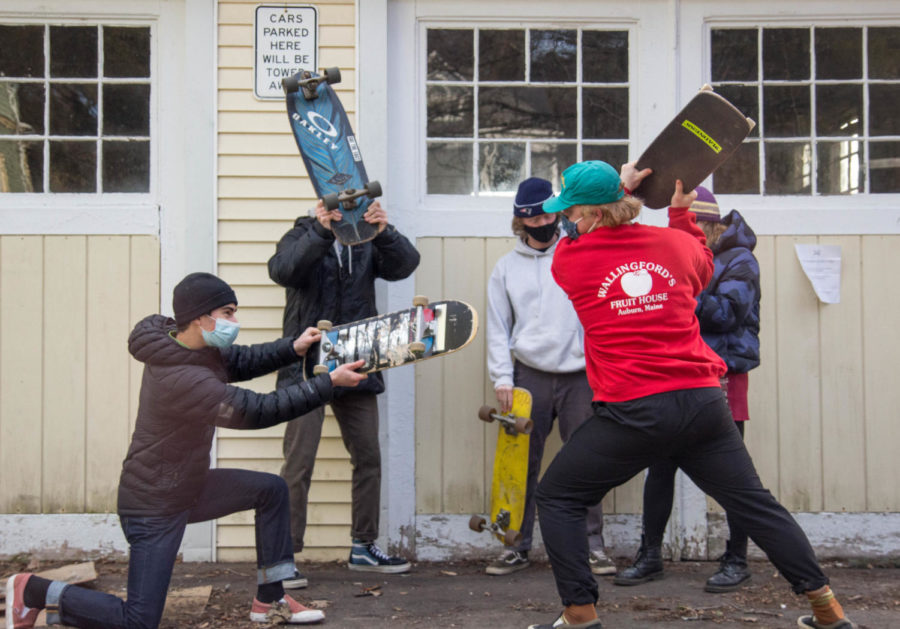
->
<box><xmin>589</xmin><ymin>548</ymin><xmax>616</xmax><ymax>576</ymax></box>
<box><xmin>282</xmin><ymin>570</ymin><xmax>308</xmax><ymax>589</ymax></box>
<box><xmin>486</xmin><ymin>549</ymin><xmax>530</xmax><ymax>575</ymax></box>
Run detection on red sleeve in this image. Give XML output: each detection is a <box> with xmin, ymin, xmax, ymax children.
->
<box><xmin>668</xmin><ymin>206</ymin><xmax>714</xmax><ymax>290</ymax></box>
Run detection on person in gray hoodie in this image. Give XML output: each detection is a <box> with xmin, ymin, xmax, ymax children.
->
<box><xmin>484</xmin><ymin>177</ymin><xmax>613</xmax><ymax>577</ymax></box>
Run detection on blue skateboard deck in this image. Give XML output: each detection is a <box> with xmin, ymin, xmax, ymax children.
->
<box><xmin>284</xmin><ymin>68</ymin><xmax>380</xmax><ymax>245</ymax></box>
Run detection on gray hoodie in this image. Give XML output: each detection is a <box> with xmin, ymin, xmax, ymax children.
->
<box><xmin>487</xmin><ymin>233</ymin><xmax>586</xmax><ymax>388</ymax></box>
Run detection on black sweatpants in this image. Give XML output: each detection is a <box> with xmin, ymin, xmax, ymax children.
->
<box><xmin>536</xmin><ymin>386</ymin><xmax>828</xmax><ymax>607</ymax></box>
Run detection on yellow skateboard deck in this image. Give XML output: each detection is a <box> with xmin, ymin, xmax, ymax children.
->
<box><xmin>470</xmin><ymin>387</ymin><xmax>533</xmax><ymax>546</ymax></box>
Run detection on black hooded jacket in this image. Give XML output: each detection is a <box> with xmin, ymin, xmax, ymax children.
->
<box><xmin>267</xmin><ymin>217</ymin><xmax>420</xmax><ymax>397</ymax></box>
<box><xmin>117</xmin><ymin>314</ymin><xmax>333</xmax><ymax>516</ymax></box>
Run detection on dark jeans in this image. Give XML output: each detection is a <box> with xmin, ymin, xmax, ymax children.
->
<box><xmin>642</xmin><ymin>421</ymin><xmax>748</xmax><ymax>555</ymax></box>
<box><xmin>281</xmin><ymin>392</ymin><xmax>380</xmax><ymax>549</ymax></box>
<box><xmin>513</xmin><ymin>362</ymin><xmax>604</xmax><ymax>553</ymax></box>
<box><xmin>52</xmin><ymin>469</ymin><xmax>295</xmax><ymax>629</ymax></box>
<box><xmin>536</xmin><ymin>387</ymin><xmax>828</xmax><ymax>607</ymax></box>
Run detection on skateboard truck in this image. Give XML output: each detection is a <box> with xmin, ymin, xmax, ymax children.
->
<box><xmin>468</xmin><ymin>510</ymin><xmax>522</xmax><ymax>547</ymax></box>
<box><xmin>478</xmin><ymin>405</ymin><xmax>534</xmax><ymax>435</ymax></box>
<box><xmin>409</xmin><ymin>295</ymin><xmax>430</xmax><ymax>356</ymax></box>
<box><xmin>282</xmin><ymin>66</ymin><xmax>342</xmax><ymax>100</ymax></box>
<box><xmin>322</xmin><ymin>180</ymin><xmax>383</xmax><ymax>212</ymax></box>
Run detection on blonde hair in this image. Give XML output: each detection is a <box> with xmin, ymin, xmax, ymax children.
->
<box><xmin>511</xmin><ymin>216</ymin><xmax>526</xmax><ymax>238</ymax></box>
<box><xmin>573</xmin><ymin>196</ymin><xmax>643</xmax><ymax>229</ymax></box>
<box><xmin>698</xmin><ymin>220</ymin><xmax>727</xmax><ymax>247</ymax></box>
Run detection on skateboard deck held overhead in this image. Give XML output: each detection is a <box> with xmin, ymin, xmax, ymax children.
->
<box><xmin>283</xmin><ymin>67</ymin><xmax>381</xmax><ymax>245</ymax></box>
<box><xmin>308</xmin><ymin>298</ymin><xmax>477</xmax><ymax>376</ymax></box>
<box><xmin>470</xmin><ymin>388</ymin><xmax>534</xmax><ymax>547</ymax></box>
<box><xmin>633</xmin><ymin>85</ymin><xmax>755</xmax><ymax>209</ymax></box>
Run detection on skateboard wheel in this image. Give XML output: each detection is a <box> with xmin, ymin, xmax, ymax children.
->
<box><xmin>468</xmin><ymin>514</ymin><xmax>487</xmax><ymax>532</ymax></box>
<box><xmin>412</xmin><ymin>295</ymin><xmax>429</xmax><ymax>308</ymax></box>
<box><xmin>408</xmin><ymin>341</ymin><xmax>426</xmax><ymax>354</ymax></box>
<box><xmin>477</xmin><ymin>405</ymin><xmax>496</xmax><ymax>423</ymax></box>
<box><xmin>504</xmin><ymin>529</ymin><xmax>522</xmax><ymax>547</ymax></box>
<box><xmin>322</xmin><ymin>192</ymin><xmax>340</xmax><ymax>211</ymax></box>
<box><xmin>365</xmin><ymin>180</ymin><xmax>382</xmax><ymax>198</ymax></box>
<box><xmin>324</xmin><ymin>66</ymin><xmax>341</xmax><ymax>85</ymax></box>
<box><xmin>282</xmin><ymin>75</ymin><xmax>300</xmax><ymax>94</ymax></box>
<box><xmin>514</xmin><ymin>417</ymin><xmax>534</xmax><ymax>435</ymax></box>
<box><xmin>312</xmin><ymin>364</ymin><xmax>329</xmax><ymax>375</ymax></box>
<box><xmin>317</xmin><ymin>319</ymin><xmax>333</xmax><ymax>332</ymax></box>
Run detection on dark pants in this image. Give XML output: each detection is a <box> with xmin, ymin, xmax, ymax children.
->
<box><xmin>281</xmin><ymin>392</ymin><xmax>381</xmax><ymax>549</ymax></box>
<box><xmin>513</xmin><ymin>362</ymin><xmax>604</xmax><ymax>553</ymax></box>
<box><xmin>642</xmin><ymin>421</ymin><xmax>748</xmax><ymax>555</ymax></box>
<box><xmin>52</xmin><ymin>469</ymin><xmax>295</xmax><ymax>629</ymax></box>
<box><xmin>536</xmin><ymin>387</ymin><xmax>828</xmax><ymax>607</ymax></box>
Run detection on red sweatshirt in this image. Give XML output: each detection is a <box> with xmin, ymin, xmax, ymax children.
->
<box><xmin>552</xmin><ymin>207</ymin><xmax>726</xmax><ymax>402</ymax></box>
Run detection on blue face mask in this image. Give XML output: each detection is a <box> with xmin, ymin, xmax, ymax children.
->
<box><xmin>561</xmin><ymin>215</ymin><xmax>583</xmax><ymax>240</ymax></box>
<box><xmin>202</xmin><ymin>315</ymin><xmax>241</xmax><ymax>348</ymax></box>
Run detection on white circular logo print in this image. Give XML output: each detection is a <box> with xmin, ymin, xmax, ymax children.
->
<box><xmin>306</xmin><ymin>111</ymin><xmax>339</xmax><ymax>137</ymax></box>
<box><xmin>620</xmin><ymin>269</ymin><xmax>653</xmax><ymax>297</ymax></box>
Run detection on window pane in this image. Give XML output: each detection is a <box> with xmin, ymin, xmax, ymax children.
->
<box><xmin>763</xmin><ymin>85</ymin><xmax>810</xmax><ymax>137</ymax></box>
<box><xmin>763</xmin><ymin>28</ymin><xmax>809</xmax><ymax>80</ymax></box>
<box><xmin>583</xmin><ymin>31</ymin><xmax>628</xmax><ymax>83</ymax></box>
<box><xmin>532</xmin><ymin>143</ymin><xmax>576</xmax><ymax>190</ymax></box>
<box><xmin>711</xmin><ymin>29</ymin><xmax>757</xmax><ymax>82</ymax></box>
<box><xmin>427</xmin><ymin>142</ymin><xmax>472</xmax><ymax>194</ymax></box>
<box><xmin>427</xmin><ymin>29</ymin><xmax>473</xmax><ymax>81</ymax></box>
<box><xmin>712</xmin><ymin>84</ymin><xmax>759</xmax><ymax>138</ymax></box>
<box><xmin>869</xmin><ymin>84</ymin><xmax>900</xmax><ymax>136</ymax></box>
<box><xmin>713</xmin><ymin>142</ymin><xmax>760</xmax><ymax>194</ymax></box>
<box><xmin>427</xmin><ymin>85</ymin><xmax>473</xmax><ymax>138</ymax></box>
<box><xmin>0</xmin><ymin>83</ymin><xmax>45</xmax><ymax>135</ymax></box>
<box><xmin>479</xmin><ymin>142</ymin><xmax>525</xmax><ymax>192</ymax></box>
<box><xmin>479</xmin><ymin>87</ymin><xmax>576</xmax><ymax>138</ymax></box>
<box><xmin>103</xmin><ymin>84</ymin><xmax>150</xmax><ymax>136</ymax></box>
<box><xmin>0</xmin><ymin>25</ymin><xmax>44</xmax><ymax>78</ymax></box>
<box><xmin>765</xmin><ymin>142</ymin><xmax>811</xmax><ymax>194</ymax></box>
<box><xmin>815</xmin><ymin>28</ymin><xmax>861</xmax><ymax>80</ymax></box>
<box><xmin>817</xmin><ymin>140</ymin><xmax>862</xmax><ymax>194</ymax></box>
<box><xmin>479</xmin><ymin>30</ymin><xmax>524</xmax><ymax>82</ymax></box>
<box><xmin>104</xmin><ymin>27</ymin><xmax>150</xmax><ymax>78</ymax></box>
<box><xmin>816</xmin><ymin>84</ymin><xmax>862</xmax><ymax>136</ymax></box>
<box><xmin>530</xmin><ymin>30</ymin><xmax>576</xmax><ymax>83</ymax></box>
<box><xmin>50</xmin><ymin>140</ymin><xmax>96</xmax><ymax>192</ymax></box>
<box><xmin>103</xmin><ymin>140</ymin><xmax>149</xmax><ymax>192</ymax></box>
<box><xmin>50</xmin><ymin>26</ymin><xmax>97</xmax><ymax>78</ymax></box>
<box><xmin>868</xmin><ymin>28</ymin><xmax>900</xmax><ymax>79</ymax></box>
<box><xmin>50</xmin><ymin>84</ymin><xmax>98</xmax><ymax>136</ymax></box>
<box><xmin>870</xmin><ymin>141</ymin><xmax>900</xmax><ymax>193</ymax></box>
<box><xmin>583</xmin><ymin>87</ymin><xmax>628</xmax><ymax>139</ymax></box>
<box><xmin>582</xmin><ymin>144</ymin><xmax>628</xmax><ymax>171</ymax></box>
<box><xmin>0</xmin><ymin>140</ymin><xmax>43</xmax><ymax>192</ymax></box>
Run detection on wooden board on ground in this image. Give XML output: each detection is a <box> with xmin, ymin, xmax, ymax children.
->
<box><xmin>162</xmin><ymin>585</ymin><xmax>212</xmax><ymax>618</ymax></box>
<box><xmin>0</xmin><ymin>561</ymin><xmax>97</xmax><ymax>601</ymax></box>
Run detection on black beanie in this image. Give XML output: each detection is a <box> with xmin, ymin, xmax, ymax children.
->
<box><xmin>173</xmin><ymin>272</ymin><xmax>238</xmax><ymax>326</ymax></box>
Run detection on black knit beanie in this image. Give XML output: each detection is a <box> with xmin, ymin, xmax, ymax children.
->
<box><xmin>172</xmin><ymin>272</ymin><xmax>238</xmax><ymax>326</ymax></box>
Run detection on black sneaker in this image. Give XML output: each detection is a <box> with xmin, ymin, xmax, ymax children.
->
<box><xmin>485</xmin><ymin>549</ymin><xmax>530</xmax><ymax>575</ymax></box>
<box><xmin>282</xmin><ymin>570</ymin><xmax>308</xmax><ymax>589</ymax></box>
<box><xmin>796</xmin><ymin>616</ymin><xmax>857</xmax><ymax>628</ymax></box>
<box><xmin>348</xmin><ymin>540</ymin><xmax>411</xmax><ymax>573</ymax></box>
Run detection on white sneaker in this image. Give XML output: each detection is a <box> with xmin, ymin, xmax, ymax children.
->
<box><xmin>589</xmin><ymin>548</ymin><xmax>616</xmax><ymax>575</ymax></box>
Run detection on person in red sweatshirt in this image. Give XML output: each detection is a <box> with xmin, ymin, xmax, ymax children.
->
<box><xmin>525</xmin><ymin>160</ymin><xmax>854</xmax><ymax>629</ymax></box>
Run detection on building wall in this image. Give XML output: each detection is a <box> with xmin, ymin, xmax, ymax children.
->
<box><xmin>215</xmin><ymin>0</ymin><xmax>357</xmax><ymax>562</ymax></box>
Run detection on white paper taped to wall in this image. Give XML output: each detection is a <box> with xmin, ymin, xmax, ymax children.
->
<box><xmin>794</xmin><ymin>244</ymin><xmax>841</xmax><ymax>304</ymax></box>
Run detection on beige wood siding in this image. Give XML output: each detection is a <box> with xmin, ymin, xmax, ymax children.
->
<box><xmin>216</xmin><ymin>0</ymin><xmax>356</xmax><ymax>562</ymax></box>
<box><xmin>0</xmin><ymin>235</ymin><xmax>159</xmax><ymax>514</ymax></box>
<box><xmin>415</xmin><ymin>235</ymin><xmax>900</xmax><ymax>520</ymax></box>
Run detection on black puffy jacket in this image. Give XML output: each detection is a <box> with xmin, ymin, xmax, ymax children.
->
<box><xmin>267</xmin><ymin>217</ymin><xmax>420</xmax><ymax>397</ymax></box>
<box><xmin>117</xmin><ymin>314</ymin><xmax>333</xmax><ymax>516</ymax></box>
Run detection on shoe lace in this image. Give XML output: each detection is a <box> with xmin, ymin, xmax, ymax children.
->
<box><xmin>366</xmin><ymin>542</ymin><xmax>392</xmax><ymax>562</ymax></box>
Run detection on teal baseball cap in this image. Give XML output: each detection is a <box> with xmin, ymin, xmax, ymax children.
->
<box><xmin>542</xmin><ymin>161</ymin><xmax>624</xmax><ymax>213</ymax></box>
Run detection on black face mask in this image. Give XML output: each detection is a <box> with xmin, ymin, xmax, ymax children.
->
<box><xmin>523</xmin><ymin>215</ymin><xmax>560</xmax><ymax>244</ymax></box>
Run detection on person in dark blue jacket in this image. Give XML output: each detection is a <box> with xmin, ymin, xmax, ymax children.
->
<box><xmin>614</xmin><ymin>186</ymin><xmax>762</xmax><ymax>593</ymax></box>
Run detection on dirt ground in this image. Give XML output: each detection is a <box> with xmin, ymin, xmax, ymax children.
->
<box><xmin>3</xmin><ymin>557</ymin><xmax>899</xmax><ymax>628</ymax></box>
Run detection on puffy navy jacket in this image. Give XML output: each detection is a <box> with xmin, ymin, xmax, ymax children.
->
<box><xmin>695</xmin><ymin>210</ymin><xmax>761</xmax><ymax>374</ymax></box>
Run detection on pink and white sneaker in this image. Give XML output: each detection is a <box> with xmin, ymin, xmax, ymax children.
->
<box><xmin>5</xmin><ymin>574</ymin><xmax>40</xmax><ymax>629</ymax></box>
<box><xmin>250</xmin><ymin>594</ymin><xmax>324</xmax><ymax>624</ymax></box>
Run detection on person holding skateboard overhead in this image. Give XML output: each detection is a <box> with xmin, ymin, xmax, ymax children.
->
<box><xmin>526</xmin><ymin>160</ymin><xmax>854</xmax><ymax>629</ymax></box>
<box><xmin>615</xmin><ymin>186</ymin><xmax>762</xmax><ymax>593</ymax></box>
<box><xmin>5</xmin><ymin>272</ymin><xmax>367</xmax><ymax>629</ymax></box>
<box><xmin>268</xmin><ymin>198</ymin><xmax>420</xmax><ymax>584</ymax></box>
<box><xmin>485</xmin><ymin>177</ymin><xmax>614</xmax><ymax>577</ymax></box>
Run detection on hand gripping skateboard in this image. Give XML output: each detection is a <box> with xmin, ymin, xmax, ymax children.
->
<box><xmin>469</xmin><ymin>388</ymin><xmax>534</xmax><ymax>547</ymax></box>
<box><xmin>283</xmin><ymin>67</ymin><xmax>382</xmax><ymax>245</ymax></box>
<box><xmin>632</xmin><ymin>85</ymin><xmax>756</xmax><ymax>209</ymax></box>
<box><xmin>308</xmin><ymin>298</ymin><xmax>477</xmax><ymax>376</ymax></box>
